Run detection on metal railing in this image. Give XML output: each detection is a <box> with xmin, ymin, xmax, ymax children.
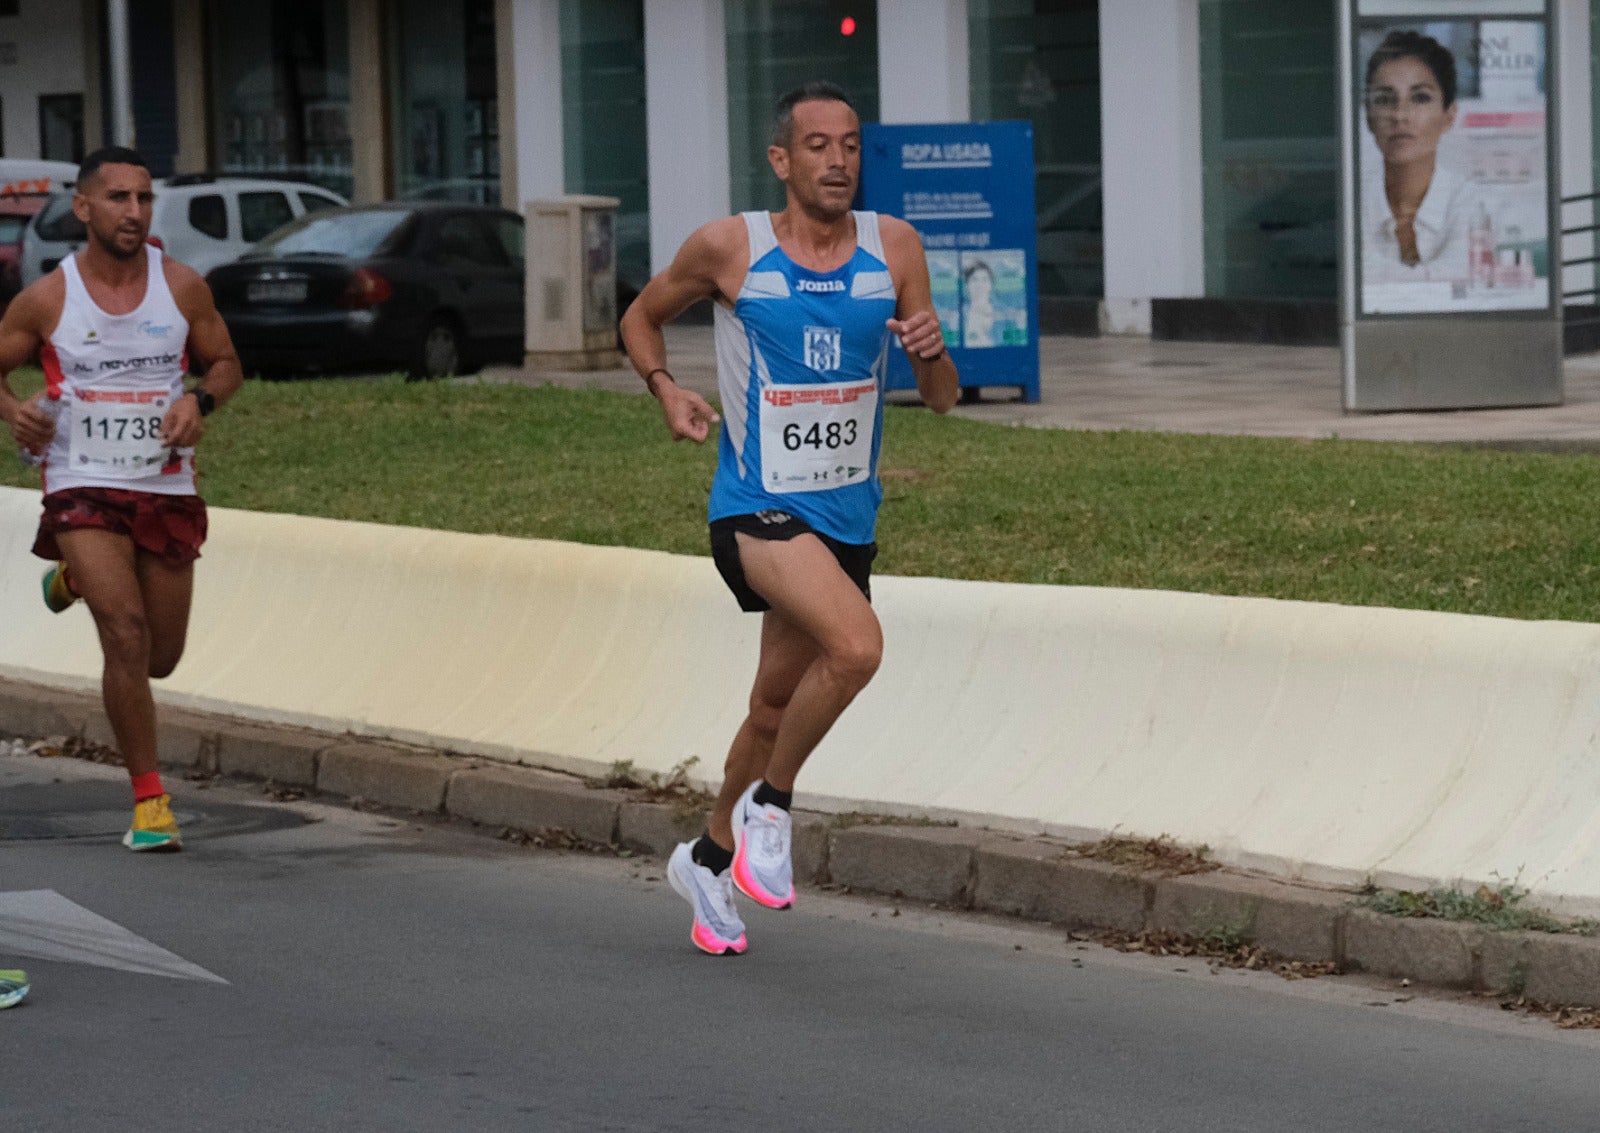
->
<box><xmin>1561</xmin><ymin>191</ymin><xmax>1600</xmax><ymax>314</ymax></box>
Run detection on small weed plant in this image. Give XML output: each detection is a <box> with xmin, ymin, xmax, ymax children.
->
<box><xmin>1359</xmin><ymin>880</ymin><xmax>1596</xmax><ymax>935</ymax></box>
<box><xmin>1067</xmin><ymin>834</ymin><xmax>1219</xmax><ymax>877</ymax></box>
<box><xmin>595</xmin><ymin>757</ymin><xmax>710</xmax><ymax>818</ymax></box>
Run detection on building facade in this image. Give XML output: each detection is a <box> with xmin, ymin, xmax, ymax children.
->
<box><xmin>3</xmin><ymin>0</ymin><xmax>1594</xmax><ymax>337</ymax></box>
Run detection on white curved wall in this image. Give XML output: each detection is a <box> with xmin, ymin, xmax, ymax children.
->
<box><xmin>7</xmin><ymin>485</ymin><xmax>1600</xmax><ymax>911</ymax></box>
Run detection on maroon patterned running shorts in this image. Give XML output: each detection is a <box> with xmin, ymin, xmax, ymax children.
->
<box><xmin>33</xmin><ymin>487</ymin><xmax>208</xmax><ymax>566</ymax></box>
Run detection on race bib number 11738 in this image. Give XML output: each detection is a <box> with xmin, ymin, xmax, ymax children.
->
<box><xmin>66</xmin><ymin>388</ymin><xmax>172</xmax><ymax>478</ymax></box>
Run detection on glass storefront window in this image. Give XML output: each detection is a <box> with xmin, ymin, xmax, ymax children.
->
<box><xmin>207</xmin><ymin>1</ymin><xmax>352</xmax><ymax>199</ymax></box>
<box><xmin>39</xmin><ymin>94</ymin><xmax>83</xmax><ymax>164</ymax></box>
<box><xmin>970</xmin><ymin>0</ymin><xmax>1102</xmax><ymax>298</ymax></box>
<box><xmin>1199</xmin><ymin>0</ymin><xmax>1338</xmax><ymax>299</ymax></box>
<box><xmin>388</xmin><ymin>0</ymin><xmax>499</xmax><ymax>205</ymax></box>
<box><xmin>725</xmin><ymin>1</ymin><xmax>879</xmax><ymax>214</ymax></box>
<box><xmin>561</xmin><ymin>0</ymin><xmax>649</xmax><ymax>288</ymax></box>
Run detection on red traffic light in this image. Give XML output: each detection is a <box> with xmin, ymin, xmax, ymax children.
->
<box><xmin>840</xmin><ymin>15</ymin><xmax>856</xmax><ymax>35</ymax></box>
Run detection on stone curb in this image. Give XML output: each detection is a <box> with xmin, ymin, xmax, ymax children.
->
<box><xmin>830</xmin><ymin>824</ymin><xmax>977</xmax><ymax>906</ymax></box>
<box><xmin>446</xmin><ymin>763</ymin><xmax>622</xmax><ymax>844</ymax></box>
<box><xmin>5</xmin><ymin>674</ymin><xmax>1600</xmax><ymax>1007</ymax></box>
<box><xmin>317</xmin><ymin>741</ymin><xmax>466</xmax><ymax>815</ymax></box>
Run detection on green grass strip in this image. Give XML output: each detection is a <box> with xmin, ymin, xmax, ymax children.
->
<box><xmin>7</xmin><ymin>371</ymin><xmax>1600</xmax><ymax>622</ymax></box>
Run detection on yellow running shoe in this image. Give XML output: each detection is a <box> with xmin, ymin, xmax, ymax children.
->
<box><xmin>0</xmin><ymin>970</ymin><xmax>28</xmax><ymax>1009</ymax></box>
<box><xmin>41</xmin><ymin>562</ymin><xmax>77</xmax><ymax>613</ymax></box>
<box><xmin>123</xmin><ymin>793</ymin><xmax>182</xmax><ymax>852</ymax></box>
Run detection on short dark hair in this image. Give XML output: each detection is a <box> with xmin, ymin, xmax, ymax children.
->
<box><xmin>77</xmin><ymin>146</ymin><xmax>150</xmax><ymax>188</ymax></box>
<box><xmin>770</xmin><ymin>82</ymin><xmax>857</xmax><ymax>149</ymax></box>
<box><xmin>1366</xmin><ymin>30</ymin><xmax>1457</xmax><ymax>108</ymax></box>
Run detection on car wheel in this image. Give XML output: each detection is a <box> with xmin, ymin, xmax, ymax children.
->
<box><xmin>410</xmin><ymin>318</ymin><xmax>462</xmax><ymax>381</ymax></box>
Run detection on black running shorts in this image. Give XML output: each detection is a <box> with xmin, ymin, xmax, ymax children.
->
<box><xmin>708</xmin><ymin>510</ymin><xmax>876</xmax><ymax>613</ymax></box>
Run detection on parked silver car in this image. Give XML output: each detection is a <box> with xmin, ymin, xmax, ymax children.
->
<box><xmin>22</xmin><ymin>174</ymin><xmax>347</xmax><ymax>284</ymax></box>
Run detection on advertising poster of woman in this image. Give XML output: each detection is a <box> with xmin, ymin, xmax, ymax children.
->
<box><xmin>1356</xmin><ymin>15</ymin><xmax>1549</xmax><ymax>315</ymax></box>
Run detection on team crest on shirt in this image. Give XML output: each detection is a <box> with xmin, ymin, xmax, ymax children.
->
<box><xmin>803</xmin><ymin>325</ymin><xmax>842</xmax><ymax>372</ymax></box>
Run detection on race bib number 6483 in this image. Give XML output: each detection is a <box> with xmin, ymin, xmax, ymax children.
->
<box><xmin>760</xmin><ymin>378</ymin><xmax>877</xmax><ymax>495</ymax></box>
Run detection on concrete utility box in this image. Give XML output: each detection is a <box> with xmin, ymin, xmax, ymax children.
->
<box><xmin>524</xmin><ymin>194</ymin><xmax>623</xmax><ymax>371</ymax></box>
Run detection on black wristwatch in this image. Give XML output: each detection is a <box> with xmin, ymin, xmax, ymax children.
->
<box><xmin>188</xmin><ymin>388</ymin><xmax>216</xmax><ymax>417</ymax></box>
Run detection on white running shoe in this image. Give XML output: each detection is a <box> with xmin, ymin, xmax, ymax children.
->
<box><xmin>731</xmin><ymin>781</ymin><xmax>795</xmax><ymax>910</ymax></box>
<box><xmin>667</xmin><ymin>840</ymin><xmax>748</xmax><ymax>955</ymax></box>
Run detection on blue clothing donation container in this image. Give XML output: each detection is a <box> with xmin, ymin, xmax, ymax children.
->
<box><xmin>860</xmin><ymin>120</ymin><xmax>1041</xmax><ymax>404</ymax></box>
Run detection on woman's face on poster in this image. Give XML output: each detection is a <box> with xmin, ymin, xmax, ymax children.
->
<box><xmin>1366</xmin><ymin>55</ymin><xmax>1457</xmax><ymax>166</ymax></box>
<box><xmin>966</xmin><ymin>267</ymin><xmax>993</xmax><ymax>305</ymax></box>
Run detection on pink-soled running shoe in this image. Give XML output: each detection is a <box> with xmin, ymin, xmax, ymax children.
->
<box><xmin>667</xmin><ymin>840</ymin><xmax>748</xmax><ymax>956</ymax></box>
<box><xmin>731</xmin><ymin>781</ymin><xmax>795</xmax><ymax>910</ymax></box>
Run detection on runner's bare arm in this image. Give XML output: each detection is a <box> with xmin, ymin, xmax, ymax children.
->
<box><xmin>0</xmin><ymin>276</ymin><xmax>62</xmax><ymax>453</ymax></box>
<box><xmin>162</xmin><ymin>260</ymin><xmax>244</xmax><ymax>448</ymax></box>
<box><xmin>620</xmin><ymin>219</ymin><xmax>744</xmax><ymax>443</ymax></box>
<box><xmin>881</xmin><ymin>216</ymin><xmax>959</xmax><ymax>414</ymax></box>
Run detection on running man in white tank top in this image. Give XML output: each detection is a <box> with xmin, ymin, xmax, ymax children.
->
<box><xmin>621</xmin><ymin>83</ymin><xmax>958</xmax><ymax>955</ymax></box>
<box><xmin>0</xmin><ymin>147</ymin><xmax>243</xmax><ymax>852</ymax></box>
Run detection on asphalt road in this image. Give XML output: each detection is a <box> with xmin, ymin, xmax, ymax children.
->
<box><xmin>4</xmin><ymin>752</ymin><xmax>1599</xmax><ymax>1133</ymax></box>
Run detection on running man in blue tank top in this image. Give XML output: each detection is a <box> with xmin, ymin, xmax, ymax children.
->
<box><xmin>621</xmin><ymin>82</ymin><xmax>958</xmax><ymax>955</ymax></box>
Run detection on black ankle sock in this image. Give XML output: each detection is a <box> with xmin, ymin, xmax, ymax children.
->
<box><xmin>752</xmin><ymin>781</ymin><xmax>792</xmax><ymax>812</ymax></box>
<box><xmin>691</xmin><ymin>833</ymin><xmax>733</xmax><ymax>874</ymax></box>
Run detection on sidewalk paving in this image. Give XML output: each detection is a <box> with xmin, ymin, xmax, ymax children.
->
<box><xmin>483</xmin><ymin>327</ymin><xmax>1600</xmax><ymax>448</ymax></box>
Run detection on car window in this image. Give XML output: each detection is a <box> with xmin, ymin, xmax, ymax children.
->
<box><xmin>239</xmin><ymin>191</ymin><xmax>294</xmax><ymax>243</ymax></box>
<box><xmin>33</xmin><ymin>194</ymin><xmax>86</xmax><ymax>242</ymax></box>
<box><xmin>188</xmin><ymin>194</ymin><xmax>227</xmax><ymax>241</ymax></box>
<box><xmin>298</xmin><ymin>192</ymin><xmax>341</xmax><ymax>215</ymax></box>
<box><xmin>248</xmin><ymin>209</ymin><xmax>411</xmax><ymax>259</ymax></box>
<box><xmin>0</xmin><ymin>215</ymin><xmax>27</xmax><ymax>243</ymax></box>
<box><xmin>433</xmin><ymin>214</ymin><xmax>507</xmax><ymax>268</ymax></box>
<box><xmin>491</xmin><ymin>216</ymin><xmax>523</xmax><ymax>269</ymax></box>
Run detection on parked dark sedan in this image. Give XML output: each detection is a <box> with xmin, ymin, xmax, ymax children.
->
<box><xmin>207</xmin><ymin>202</ymin><xmax>525</xmax><ymax>379</ymax></box>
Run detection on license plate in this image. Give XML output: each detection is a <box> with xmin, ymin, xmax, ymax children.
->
<box><xmin>247</xmin><ymin>279</ymin><xmax>307</xmax><ymax>303</ymax></box>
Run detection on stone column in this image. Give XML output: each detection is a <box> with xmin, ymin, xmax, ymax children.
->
<box><xmin>644</xmin><ymin>0</ymin><xmax>729</xmax><ymax>274</ymax></box>
<box><xmin>348</xmin><ymin>0</ymin><xmax>389</xmax><ymax>204</ymax></box>
<box><xmin>505</xmin><ymin>0</ymin><xmax>564</xmax><ymax>210</ymax></box>
<box><xmin>1098</xmin><ymin>0</ymin><xmax>1205</xmax><ymax>333</ymax></box>
<box><xmin>877</xmin><ymin>0</ymin><xmax>970</xmax><ymax>124</ymax></box>
<box><xmin>172</xmin><ymin>0</ymin><xmax>207</xmax><ymax>173</ymax></box>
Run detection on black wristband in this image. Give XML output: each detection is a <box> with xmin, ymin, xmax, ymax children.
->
<box><xmin>644</xmin><ymin>368</ymin><xmax>674</xmax><ymax>395</ymax></box>
<box><xmin>188</xmin><ymin>388</ymin><xmax>216</xmax><ymax>417</ymax></box>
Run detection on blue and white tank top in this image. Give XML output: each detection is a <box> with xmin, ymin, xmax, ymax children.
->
<box><xmin>708</xmin><ymin>210</ymin><xmax>898</xmax><ymax>545</ymax></box>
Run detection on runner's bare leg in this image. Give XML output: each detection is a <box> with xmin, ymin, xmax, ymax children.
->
<box><xmin>55</xmin><ymin>529</ymin><xmax>167</xmax><ymax>777</ymax></box>
<box><xmin>135</xmin><ymin>550</ymin><xmax>194</xmax><ymax>680</ymax></box>
<box><xmin>704</xmin><ymin>532</ymin><xmax>882</xmax><ymax>847</ymax></box>
<box><xmin>705</xmin><ymin>607</ymin><xmax>818</xmax><ymax>848</ymax></box>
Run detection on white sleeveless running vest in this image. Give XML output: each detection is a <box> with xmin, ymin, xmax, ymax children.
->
<box><xmin>40</xmin><ymin>244</ymin><xmax>195</xmax><ymax>496</ymax></box>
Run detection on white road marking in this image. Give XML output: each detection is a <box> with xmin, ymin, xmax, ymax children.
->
<box><xmin>0</xmin><ymin>889</ymin><xmax>228</xmax><ymax>984</ymax></box>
